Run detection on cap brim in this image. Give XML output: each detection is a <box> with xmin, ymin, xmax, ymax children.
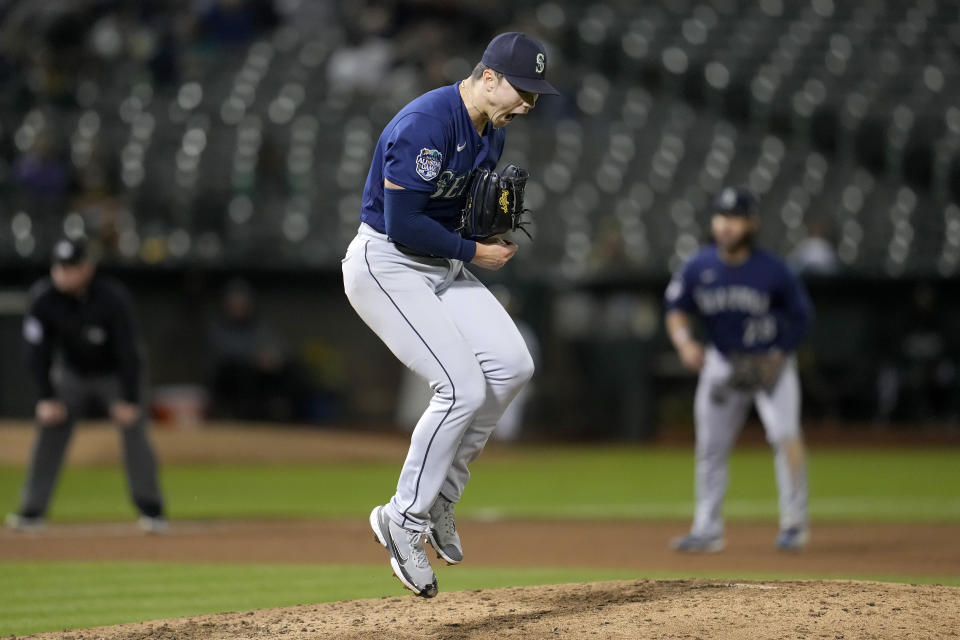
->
<box><xmin>52</xmin><ymin>255</ymin><xmax>88</xmax><ymax>265</ymax></box>
<box><xmin>714</xmin><ymin>210</ymin><xmax>755</xmax><ymax>217</ymax></box>
<box><xmin>504</xmin><ymin>74</ymin><xmax>559</xmax><ymax>96</ymax></box>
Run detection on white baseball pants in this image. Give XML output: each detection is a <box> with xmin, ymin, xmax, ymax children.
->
<box><xmin>691</xmin><ymin>347</ymin><xmax>808</xmax><ymax>538</ymax></box>
<box><xmin>342</xmin><ymin>224</ymin><xmax>534</xmax><ymax>532</ymax></box>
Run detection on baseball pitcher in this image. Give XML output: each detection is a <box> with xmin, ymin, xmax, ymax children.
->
<box><xmin>342</xmin><ymin>32</ymin><xmax>558</xmax><ymax>597</ymax></box>
<box><xmin>665</xmin><ymin>187</ymin><xmax>814</xmax><ymax>552</ymax></box>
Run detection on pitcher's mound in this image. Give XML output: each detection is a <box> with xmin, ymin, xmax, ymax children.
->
<box><xmin>25</xmin><ymin>579</ymin><xmax>959</xmax><ymax>640</ymax></box>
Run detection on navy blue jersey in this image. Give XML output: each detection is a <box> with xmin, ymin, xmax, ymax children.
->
<box><xmin>665</xmin><ymin>246</ymin><xmax>813</xmax><ymax>354</ymax></box>
<box><xmin>360</xmin><ymin>82</ymin><xmax>506</xmax><ymax>234</ymax></box>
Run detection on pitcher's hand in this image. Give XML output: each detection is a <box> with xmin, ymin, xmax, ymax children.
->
<box><xmin>470</xmin><ymin>237</ymin><xmax>518</xmax><ymax>270</ymax></box>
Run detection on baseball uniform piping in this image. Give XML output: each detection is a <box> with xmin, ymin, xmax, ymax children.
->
<box><xmin>363</xmin><ymin>242</ymin><xmax>455</xmax><ymax>528</ymax></box>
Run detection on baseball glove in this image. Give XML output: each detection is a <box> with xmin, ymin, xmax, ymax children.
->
<box><xmin>458</xmin><ymin>164</ymin><xmax>531</xmax><ymax>240</ymax></box>
<box><xmin>725</xmin><ymin>351</ymin><xmax>786</xmax><ymax>392</ymax></box>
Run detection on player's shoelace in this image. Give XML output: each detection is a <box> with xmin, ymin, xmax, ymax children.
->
<box><xmin>403</xmin><ymin>529</ymin><xmax>432</xmax><ymax>569</ymax></box>
<box><xmin>434</xmin><ymin>501</ymin><xmax>457</xmax><ymax>538</ymax></box>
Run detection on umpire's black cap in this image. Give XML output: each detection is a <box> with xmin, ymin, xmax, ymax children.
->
<box><xmin>712</xmin><ymin>187</ymin><xmax>757</xmax><ymax>216</ymax></box>
<box><xmin>51</xmin><ymin>237</ymin><xmax>89</xmax><ymax>265</ymax></box>
<box><xmin>482</xmin><ymin>32</ymin><xmax>559</xmax><ymax>96</ymax></box>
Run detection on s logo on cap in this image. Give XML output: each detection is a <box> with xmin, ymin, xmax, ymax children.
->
<box><xmin>54</xmin><ymin>240</ymin><xmax>74</xmax><ymax>262</ymax></box>
<box><xmin>719</xmin><ymin>188</ymin><xmax>737</xmax><ymax>209</ymax></box>
<box><xmin>535</xmin><ymin>53</ymin><xmax>545</xmax><ymax>74</ymax></box>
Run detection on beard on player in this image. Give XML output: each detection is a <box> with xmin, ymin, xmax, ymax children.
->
<box><xmin>710</xmin><ymin>213</ymin><xmax>758</xmax><ymax>258</ymax></box>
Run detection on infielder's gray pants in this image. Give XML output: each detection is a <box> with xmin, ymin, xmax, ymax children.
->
<box><xmin>18</xmin><ymin>369</ymin><xmax>164</xmax><ymax>518</ymax></box>
<box><xmin>343</xmin><ymin>224</ymin><xmax>534</xmax><ymax>532</ymax></box>
<box><xmin>691</xmin><ymin>348</ymin><xmax>807</xmax><ymax>538</ymax></box>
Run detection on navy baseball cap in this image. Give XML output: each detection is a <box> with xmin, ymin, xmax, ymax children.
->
<box><xmin>712</xmin><ymin>187</ymin><xmax>757</xmax><ymax>216</ymax></box>
<box><xmin>51</xmin><ymin>237</ymin><xmax>89</xmax><ymax>265</ymax></box>
<box><xmin>481</xmin><ymin>32</ymin><xmax>559</xmax><ymax>96</ymax></box>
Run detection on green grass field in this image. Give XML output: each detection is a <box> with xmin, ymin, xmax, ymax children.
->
<box><xmin>2</xmin><ymin>447</ymin><xmax>958</xmax><ymax>523</ymax></box>
<box><xmin>1</xmin><ymin>445</ymin><xmax>959</xmax><ymax>636</ymax></box>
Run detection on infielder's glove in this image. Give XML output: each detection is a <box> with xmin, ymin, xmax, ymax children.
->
<box><xmin>458</xmin><ymin>164</ymin><xmax>531</xmax><ymax>240</ymax></box>
<box><xmin>725</xmin><ymin>351</ymin><xmax>786</xmax><ymax>393</ymax></box>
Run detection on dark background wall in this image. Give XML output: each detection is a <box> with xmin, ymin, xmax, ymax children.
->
<box><xmin>3</xmin><ymin>266</ymin><xmax>957</xmax><ymax>439</ymax></box>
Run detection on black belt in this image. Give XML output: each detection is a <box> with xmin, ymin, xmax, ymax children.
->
<box><xmin>393</xmin><ymin>242</ymin><xmax>443</xmax><ymax>259</ymax></box>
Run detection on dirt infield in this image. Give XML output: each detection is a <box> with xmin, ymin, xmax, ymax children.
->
<box><xmin>0</xmin><ymin>422</ymin><xmax>415</xmax><ymax>467</ymax></box>
<box><xmin>21</xmin><ymin>579</ymin><xmax>960</xmax><ymax>640</ymax></box>
<box><xmin>3</xmin><ymin>519</ymin><xmax>960</xmax><ymax>579</ymax></box>
<box><xmin>1</xmin><ymin>420</ymin><xmax>958</xmax><ymax>468</ymax></box>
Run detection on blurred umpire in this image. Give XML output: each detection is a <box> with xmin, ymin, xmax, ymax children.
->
<box><xmin>5</xmin><ymin>237</ymin><xmax>167</xmax><ymax>533</ymax></box>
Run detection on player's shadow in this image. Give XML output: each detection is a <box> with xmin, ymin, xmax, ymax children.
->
<box><xmin>438</xmin><ymin>579</ymin><xmax>677</xmax><ymax>637</ymax></box>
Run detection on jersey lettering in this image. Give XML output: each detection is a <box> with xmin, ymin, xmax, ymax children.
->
<box><xmin>442</xmin><ymin>172</ymin><xmax>469</xmax><ymax>198</ymax></box>
<box><xmin>694</xmin><ymin>285</ymin><xmax>770</xmax><ymax>315</ymax></box>
<box><xmin>429</xmin><ymin>170</ymin><xmax>470</xmax><ymax>199</ymax></box>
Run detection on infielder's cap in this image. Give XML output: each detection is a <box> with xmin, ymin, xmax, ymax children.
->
<box><xmin>712</xmin><ymin>187</ymin><xmax>757</xmax><ymax>216</ymax></box>
<box><xmin>51</xmin><ymin>237</ymin><xmax>89</xmax><ymax>265</ymax></box>
<box><xmin>481</xmin><ymin>32</ymin><xmax>559</xmax><ymax>96</ymax></box>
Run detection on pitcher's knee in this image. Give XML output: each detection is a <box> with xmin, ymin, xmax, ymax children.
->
<box><xmin>502</xmin><ymin>350</ymin><xmax>535</xmax><ymax>392</ymax></box>
<box><xmin>517</xmin><ymin>351</ymin><xmax>536</xmax><ymax>385</ymax></box>
<box><xmin>441</xmin><ymin>364</ymin><xmax>487</xmax><ymax>415</ymax></box>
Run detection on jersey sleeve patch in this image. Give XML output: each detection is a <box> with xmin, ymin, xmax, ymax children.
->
<box><xmin>23</xmin><ymin>315</ymin><xmax>43</xmax><ymax>344</ymax></box>
<box><xmin>415</xmin><ymin>148</ymin><xmax>443</xmax><ymax>181</ymax></box>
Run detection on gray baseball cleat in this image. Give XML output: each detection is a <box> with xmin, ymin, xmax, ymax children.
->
<box><xmin>775</xmin><ymin>526</ymin><xmax>809</xmax><ymax>551</ymax></box>
<box><xmin>5</xmin><ymin>513</ymin><xmax>45</xmax><ymax>532</ymax></box>
<box><xmin>138</xmin><ymin>516</ymin><xmax>170</xmax><ymax>535</ymax></box>
<box><xmin>427</xmin><ymin>495</ymin><xmax>463</xmax><ymax>565</ymax></box>
<box><xmin>369</xmin><ymin>505</ymin><xmax>438</xmax><ymax>598</ymax></box>
<box><xmin>670</xmin><ymin>532</ymin><xmax>726</xmax><ymax>553</ymax></box>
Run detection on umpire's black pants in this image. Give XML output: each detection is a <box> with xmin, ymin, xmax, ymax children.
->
<box><xmin>18</xmin><ymin>368</ymin><xmax>165</xmax><ymax>519</ymax></box>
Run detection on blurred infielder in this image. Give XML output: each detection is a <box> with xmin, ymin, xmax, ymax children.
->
<box><xmin>342</xmin><ymin>32</ymin><xmax>557</xmax><ymax>596</ymax></box>
<box><xmin>664</xmin><ymin>187</ymin><xmax>814</xmax><ymax>552</ymax></box>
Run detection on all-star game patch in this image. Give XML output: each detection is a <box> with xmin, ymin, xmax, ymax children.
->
<box><xmin>416</xmin><ymin>148</ymin><xmax>443</xmax><ymax>181</ymax></box>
